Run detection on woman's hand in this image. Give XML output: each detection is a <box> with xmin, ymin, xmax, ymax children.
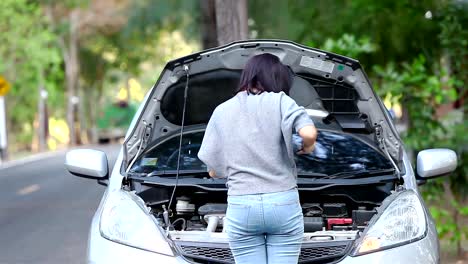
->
<box><xmin>297</xmin><ymin>142</ymin><xmax>315</xmax><ymax>155</ymax></box>
<box><xmin>208</xmin><ymin>170</ymin><xmax>217</xmax><ymax>178</ymax></box>
<box><xmin>297</xmin><ymin>125</ymin><xmax>317</xmax><ymax>155</ymax></box>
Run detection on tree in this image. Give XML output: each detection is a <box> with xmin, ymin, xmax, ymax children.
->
<box><xmin>45</xmin><ymin>7</ymin><xmax>80</xmax><ymax>146</ymax></box>
<box><xmin>0</xmin><ymin>0</ymin><xmax>62</xmax><ymax>153</ymax></box>
<box><xmin>121</xmin><ymin>0</ymin><xmax>249</xmax><ymax>49</ymax></box>
<box><xmin>215</xmin><ymin>0</ymin><xmax>248</xmax><ymax>45</ymax></box>
<box><xmin>250</xmin><ymin>0</ymin><xmax>444</xmax><ymax>67</ymax></box>
<box><xmin>45</xmin><ymin>0</ymin><xmax>129</xmax><ymax>145</ymax></box>
<box><xmin>200</xmin><ymin>0</ymin><xmax>218</xmax><ymax>49</ymax></box>
<box><xmin>437</xmin><ymin>1</ymin><xmax>468</xmax><ymax>110</ymax></box>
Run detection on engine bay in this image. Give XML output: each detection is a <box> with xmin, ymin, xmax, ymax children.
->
<box><xmin>157</xmin><ymin>196</ymin><xmax>377</xmax><ymax>234</ymax></box>
<box><xmin>133</xmin><ymin>184</ymin><xmax>391</xmax><ymax>245</ymax></box>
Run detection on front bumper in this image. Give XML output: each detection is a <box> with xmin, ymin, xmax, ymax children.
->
<box><xmin>88</xmin><ymin>186</ymin><xmax>439</xmax><ymax>263</ymax></box>
<box><xmin>88</xmin><ymin>223</ymin><xmax>439</xmax><ymax>264</ymax></box>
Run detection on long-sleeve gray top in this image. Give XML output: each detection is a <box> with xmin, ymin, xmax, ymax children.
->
<box><xmin>198</xmin><ymin>91</ymin><xmax>314</xmax><ymax>196</ymax></box>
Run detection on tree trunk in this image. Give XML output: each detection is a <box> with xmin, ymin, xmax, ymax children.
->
<box><xmin>436</xmin><ymin>51</ymin><xmax>455</xmax><ymax>118</ymax></box>
<box><xmin>237</xmin><ymin>0</ymin><xmax>248</xmax><ymax>39</ymax></box>
<box><xmin>65</xmin><ymin>10</ymin><xmax>80</xmax><ymax>146</ymax></box>
<box><xmin>200</xmin><ymin>0</ymin><xmax>218</xmax><ymax>49</ymax></box>
<box><xmin>45</xmin><ymin>6</ymin><xmax>80</xmax><ymax>146</ymax></box>
<box><xmin>215</xmin><ymin>0</ymin><xmax>248</xmax><ymax>45</ymax></box>
<box><xmin>37</xmin><ymin>69</ymin><xmax>47</xmax><ymax>152</ymax></box>
<box><xmin>88</xmin><ymin>86</ymin><xmax>98</xmax><ymax>144</ymax></box>
<box><xmin>78</xmin><ymin>83</ymin><xmax>87</xmax><ymax>145</ymax></box>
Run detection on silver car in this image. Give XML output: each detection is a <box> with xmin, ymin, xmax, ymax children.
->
<box><xmin>65</xmin><ymin>40</ymin><xmax>457</xmax><ymax>264</ymax></box>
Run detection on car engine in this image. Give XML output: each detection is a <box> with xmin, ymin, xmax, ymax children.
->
<box><xmin>133</xmin><ymin>183</ymin><xmax>392</xmax><ymax>263</ymax></box>
<box><xmin>156</xmin><ymin>196</ymin><xmax>377</xmax><ymax>234</ymax></box>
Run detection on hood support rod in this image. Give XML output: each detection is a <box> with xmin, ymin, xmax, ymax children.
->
<box><xmin>375</xmin><ymin>125</ymin><xmax>401</xmax><ymax>179</ymax></box>
<box><xmin>165</xmin><ymin>65</ymin><xmax>190</xmax><ymax>232</ymax></box>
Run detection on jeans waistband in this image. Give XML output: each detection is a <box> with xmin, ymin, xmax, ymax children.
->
<box><xmin>227</xmin><ymin>188</ymin><xmax>299</xmax><ymax>203</ymax></box>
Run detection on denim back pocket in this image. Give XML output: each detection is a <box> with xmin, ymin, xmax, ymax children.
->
<box><xmin>272</xmin><ymin>200</ymin><xmax>303</xmax><ymax>234</ymax></box>
<box><xmin>225</xmin><ymin>203</ymin><xmax>251</xmax><ymax>236</ymax></box>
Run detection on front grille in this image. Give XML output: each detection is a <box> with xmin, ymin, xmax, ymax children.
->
<box><xmin>180</xmin><ymin>244</ymin><xmax>234</xmax><ymax>264</ymax></box>
<box><xmin>299</xmin><ymin>244</ymin><xmax>348</xmax><ymax>263</ymax></box>
<box><xmin>176</xmin><ymin>241</ymin><xmax>350</xmax><ymax>264</ymax></box>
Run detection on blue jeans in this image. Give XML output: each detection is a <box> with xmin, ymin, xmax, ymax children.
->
<box><xmin>226</xmin><ymin>188</ymin><xmax>304</xmax><ymax>264</ymax></box>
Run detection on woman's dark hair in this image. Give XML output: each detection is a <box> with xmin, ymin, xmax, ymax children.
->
<box><xmin>237</xmin><ymin>53</ymin><xmax>293</xmax><ymax>95</ymax></box>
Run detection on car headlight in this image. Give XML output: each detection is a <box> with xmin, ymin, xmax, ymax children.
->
<box><xmin>100</xmin><ymin>190</ymin><xmax>174</xmax><ymax>256</ymax></box>
<box><xmin>352</xmin><ymin>190</ymin><xmax>426</xmax><ymax>255</ymax></box>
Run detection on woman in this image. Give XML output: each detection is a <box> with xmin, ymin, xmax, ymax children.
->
<box><xmin>198</xmin><ymin>53</ymin><xmax>317</xmax><ymax>264</ymax></box>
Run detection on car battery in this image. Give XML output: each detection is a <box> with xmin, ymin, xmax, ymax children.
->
<box><xmin>304</xmin><ymin>217</ymin><xmax>324</xmax><ymax>232</ymax></box>
<box><xmin>323</xmin><ymin>203</ymin><xmax>347</xmax><ymax>217</ymax></box>
<box><xmin>352</xmin><ymin>207</ymin><xmax>376</xmax><ymax>230</ymax></box>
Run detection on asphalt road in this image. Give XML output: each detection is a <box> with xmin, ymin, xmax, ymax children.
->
<box><xmin>0</xmin><ymin>145</ymin><xmax>120</xmax><ymax>264</ymax></box>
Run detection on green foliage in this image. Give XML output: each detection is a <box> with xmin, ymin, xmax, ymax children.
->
<box><xmin>373</xmin><ymin>53</ymin><xmax>467</xmax><ymax>250</ymax></box>
<box><xmin>430</xmin><ymin>200</ymin><xmax>468</xmax><ymax>244</ymax></box>
<box><xmin>437</xmin><ymin>1</ymin><xmax>468</xmax><ymax>107</ymax></box>
<box><xmin>318</xmin><ymin>34</ymin><xmax>377</xmax><ymax>59</ymax></box>
<box><xmin>0</xmin><ymin>0</ymin><xmax>63</xmax><ymax>150</ymax></box>
<box><xmin>430</xmin><ymin>206</ymin><xmax>454</xmax><ymax>239</ymax></box>
<box><xmin>373</xmin><ymin>55</ymin><xmax>457</xmax><ymax>149</ymax></box>
<box><xmin>124</xmin><ymin>0</ymin><xmax>198</xmax><ymax>42</ymax></box>
<box><xmin>251</xmin><ymin>0</ymin><xmax>442</xmax><ymax>67</ymax></box>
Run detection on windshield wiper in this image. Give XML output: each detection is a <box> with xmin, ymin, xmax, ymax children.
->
<box><xmin>328</xmin><ymin>168</ymin><xmax>395</xmax><ymax>179</ymax></box>
<box><xmin>135</xmin><ymin>168</ymin><xmax>394</xmax><ymax>179</ymax></box>
<box><xmin>147</xmin><ymin>169</ymin><xmax>209</xmax><ymax>177</ymax></box>
<box><xmin>297</xmin><ymin>172</ymin><xmax>329</xmax><ymax>177</ymax></box>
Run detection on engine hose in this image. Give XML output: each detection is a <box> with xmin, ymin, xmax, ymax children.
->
<box><xmin>172</xmin><ymin>218</ymin><xmax>187</xmax><ymax>231</ymax></box>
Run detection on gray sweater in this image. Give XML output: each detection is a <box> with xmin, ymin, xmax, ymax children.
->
<box><xmin>198</xmin><ymin>91</ymin><xmax>314</xmax><ymax>196</ymax></box>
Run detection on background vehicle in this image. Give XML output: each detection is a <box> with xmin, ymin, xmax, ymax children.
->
<box><xmin>65</xmin><ymin>40</ymin><xmax>457</xmax><ymax>263</ymax></box>
<box><xmin>96</xmin><ymin>100</ymin><xmax>137</xmax><ymax>143</ymax></box>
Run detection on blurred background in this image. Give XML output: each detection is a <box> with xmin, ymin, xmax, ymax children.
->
<box><xmin>0</xmin><ymin>0</ymin><xmax>466</xmax><ymax>263</ymax></box>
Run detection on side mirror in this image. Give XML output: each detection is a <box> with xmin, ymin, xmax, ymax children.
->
<box><xmin>416</xmin><ymin>148</ymin><xmax>457</xmax><ymax>179</ymax></box>
<box><xmin>65</xmin><ymin>149</ymin><xmax>109</xmax><ymax>179</ymax></box>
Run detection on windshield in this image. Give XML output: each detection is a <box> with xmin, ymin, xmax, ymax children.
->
<box><xmin>129</xmin><ymin>130</ymin><xmax>393</xmax><ymax>176</ymax></box>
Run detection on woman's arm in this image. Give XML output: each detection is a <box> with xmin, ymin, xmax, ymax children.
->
<box><xmin>198</xmin><ymin>109</ymin><xmax>226</xmax><ymax>178</ymax></box>
<box><xmin>297</xmin><ymin>125</ymin><xmax>317</xmax><ymax>154</ymax></box>
<box><xmin>280</xmin><ymin>93</ymin><xmax>317</xmax><ymax>155</ymax></box>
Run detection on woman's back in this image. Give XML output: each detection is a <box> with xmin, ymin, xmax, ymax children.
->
<box><xmin>198</xmin><ymin>91</ymin><xmax>313</xmax><ymax>196</ymax></box>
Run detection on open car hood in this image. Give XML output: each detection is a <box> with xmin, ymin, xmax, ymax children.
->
<box><xmin>123</xmin><ymin>40</ymin><xmax>403</xmax><ymax>172</ymax></box>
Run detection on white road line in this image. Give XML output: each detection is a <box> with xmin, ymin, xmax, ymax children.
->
<box><xmin>17</xmin><ymin>184</ymin><xmax>40</xmax><ymax>195</ymax></box>
<box><xmin>0</xmin><ymin>150</ymin><xmax>67</xmax><ymax>171</ymax></box>
<box><xmin>0</xmin><ymin>144</ymin><xmax>119</xmax><ymax>172</ymax></box>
